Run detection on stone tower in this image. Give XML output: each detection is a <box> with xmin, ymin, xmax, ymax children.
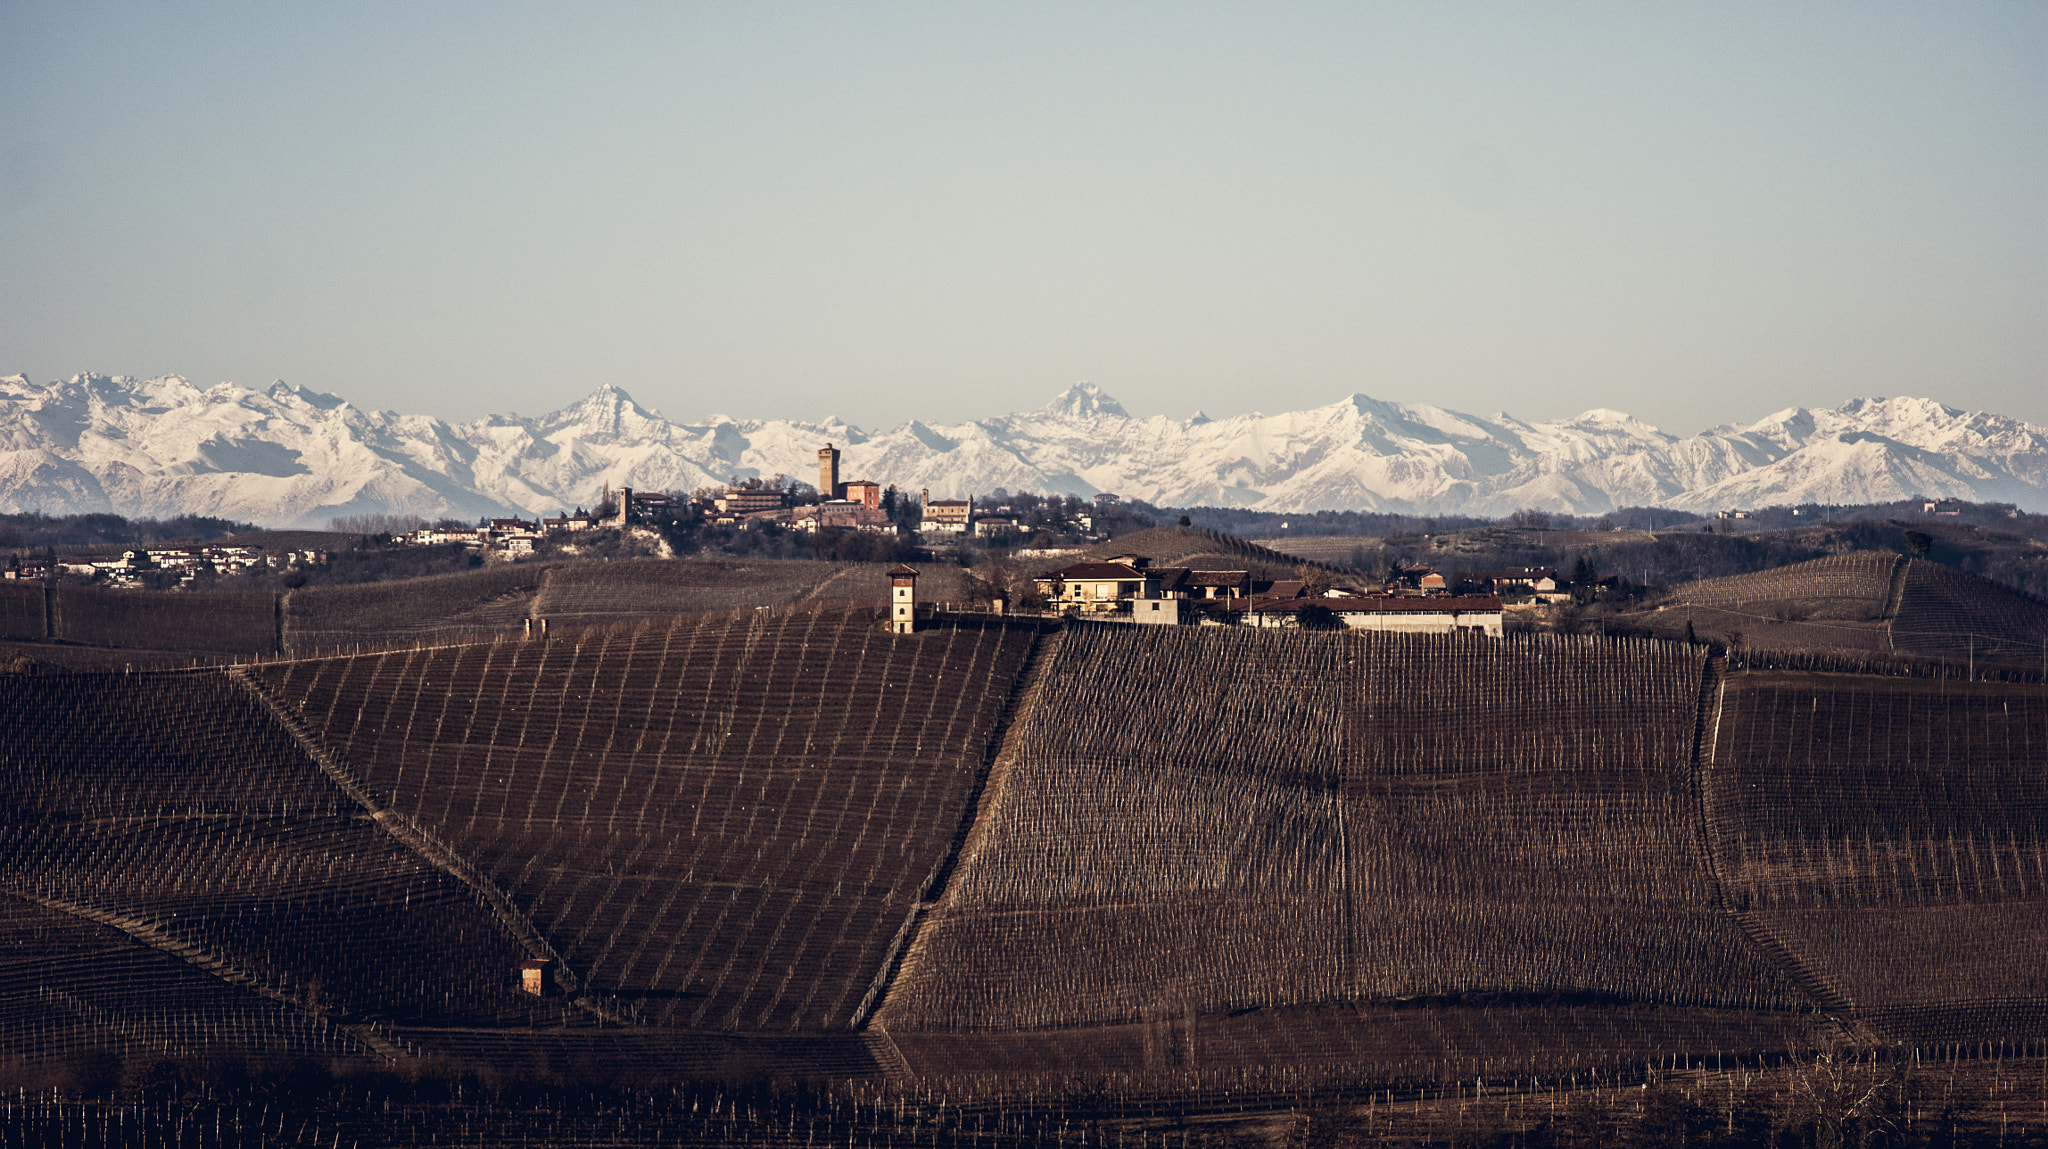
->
<box><xmin>818</xmin><ymin>443</ymin><xmax>842</xmax><ymax>500</ymax></box>
<box><xmin>888</xmin><ymin>564</ymin><xmax>918</xmax><ymax>634</ymax></box>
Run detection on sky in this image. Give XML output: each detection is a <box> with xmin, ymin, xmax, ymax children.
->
<box><xmin>2</xmin><ymin>3</ymin><xmax>2043</xmax><ymax>434</ymax></box>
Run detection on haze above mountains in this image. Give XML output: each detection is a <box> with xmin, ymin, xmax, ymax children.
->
<box><xmin>3</xmin><ymin>373</ymin><xmax>2045</xmax><ymax>529</ymax></box>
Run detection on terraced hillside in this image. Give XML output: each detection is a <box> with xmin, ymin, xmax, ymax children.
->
<box><xmin>248</xmin><ymin>607</ymin><xmax>1042</xmax><ymax>1035</ymax></box>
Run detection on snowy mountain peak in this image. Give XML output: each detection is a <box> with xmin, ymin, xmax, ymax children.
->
<box><xmin>1572</xmin><ymin>408</ymin><xmax>1641</xmax><ymax>425</ymax></box>
<box><xmin>2</xmin><ymin>374</ymin><xmax>2044</xmax><ymax>525</ymax></box>
<box><xmin>1037</xmin><ymin>382</ymin><xmax>1129</xmax><ymax>420</ymax></box>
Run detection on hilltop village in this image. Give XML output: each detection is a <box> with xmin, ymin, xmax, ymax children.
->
<box><xmin>384</xmin><ymin>442</ymin><xmax>1114</xmax><ymax>554</ymax></box>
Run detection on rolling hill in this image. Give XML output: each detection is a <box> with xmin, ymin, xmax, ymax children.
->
<box><xmin>4</xmin><ymin>601</ymin><xmax>2042</xmax><ymax>1115</ymax></box>
<box><xmin>1624</xmin><ymin>551</ymin><xmax>2048</xmax><ymax>668</ymax></box>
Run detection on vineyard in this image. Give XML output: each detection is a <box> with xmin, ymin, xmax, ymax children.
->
<box><xmin>0</xmin><ymin>581</ymin><xmax>42</xmax><ymax>642</ymax></box>
<box><xmin>0</xmin><ymin>893</ymin><xmax>361</xmax><ymax>1071</ymax></box>
<box><xmin>882</xmin><ymin>624</ymin><xmax>1353</xmax><ymax>1033</ymax></box>
<box><xmin>1061</xmin><ymin>527</ymin><xmax>1345</xmax><ymax>575</ymax></box>
<box><xmin>248</xmin><ymin>606</ymin><xmax>1042</xmax><ymax>1033</ymax></box>
<box><xmin>880</xmin><ymin>629</ymin><xmax>1824</xmax><ymax>1092</ymax></box>
<box><xmin>0</xmin><ymin>671</ymin><xmax>575</xmax><ymax>1073</ymax></box>
<box><xmin>1703</xmin><ymin>667</ymin><xmax>2048</xmax><ymax>1045</ymax></box>
<box><xmin>2</xmin><ymin>596</ymin><xmax>2045</xmax><ymax>1135</ymax></box>
<box><xmin>528</xmin><ymin>558</ymin><xmax>859</xmax><ymax>623</ymax></box>
<box><xmin>282</xmin><ymin>564</ymin><xmax>552</xmax><ymax>652</ymax></box>
<box><xmin>0</xmin><ymin>558</ymin><xmax>963</xmax><ymax>662</ymax></box>
<box><xmin>1344</xmin><ymin>633</ymin><xmax>1804</xmax><ymax>1010</ymax></box>
<box><xmin>52</xmin><ymin>585</ymin><xmax>280</xmax><ymax>655</ymax></box>
<box><xmin>1889</xmin><ymin>557</ymin><xmax>2048</xmax><ymax>665</ymax></box>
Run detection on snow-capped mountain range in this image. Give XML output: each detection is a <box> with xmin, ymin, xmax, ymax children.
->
<box><xmin>3</xmin><ymin>373</ymin><xmax>2046</xmax><ymax>527</ymax></box>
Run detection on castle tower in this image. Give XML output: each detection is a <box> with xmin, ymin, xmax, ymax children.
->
<box><xmin>819</xmin><ymin>444</ymin><xmax>842</xmax><ymax>500</ymax></box>
<box><xmin>887</xmin><ymin>564</ymin><xmax>919</xmax><ymax>634</ymax></box>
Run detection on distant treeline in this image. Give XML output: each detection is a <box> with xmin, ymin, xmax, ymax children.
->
<box><xmin>0</xmin><ymin>511</ymin><xmax>254</xmax><ymax>550</ymax></box>
<box><xmin>1172</xmin><ymin>499</ymin><xmax>2045</xmax><ymax>541</ymax></box>
<box><xmin>1170</xmin><ymin>506</ymin><xmax>1499</xmax><ymax>537</ymax></box>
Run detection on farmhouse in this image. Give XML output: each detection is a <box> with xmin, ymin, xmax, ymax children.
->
<box><xmin>541</xmin><ymin>509</ymin><xmax>596</xmax><ymax>532</ymax></box>
<box><xmin>1035</xmin><ymin>555</ymin><xmax>1193</xmax><ymax>614</ymax></box>
<box><xmin>1462</xmin><ymin>567</ymin><xmax>1556</xmax><ymax>593</ymax></box>
<box><xmin>1243</xmin><ymin>592</ymin><xmax>1504</xmax><ymax>635</ymax></box>
<box><xmin>799</xmin><ymin>504</ymin><xmax>897</xmax><ymax>533</ymax></box>
<box><xmin>1181</xmin><ymin>570</ymin><xmax>1251</xmax><ymax>599</ymax></box>
<box><xmin>1034</xmin><ymin>552</ymin><xmax>1504</xmax><ymax>633</ymax></box>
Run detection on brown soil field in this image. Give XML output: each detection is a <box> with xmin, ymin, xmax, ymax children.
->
<box><xmin>1</xmin><ymin>608</ymin><xmax>2042</xmax><ymax>1126</ymax></box>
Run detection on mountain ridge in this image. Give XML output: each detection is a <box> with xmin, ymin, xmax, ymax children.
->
<box><xmin>3</xmin><ymin>373</ymin><xmax>2045</xmax><ymax>527</ymax></box>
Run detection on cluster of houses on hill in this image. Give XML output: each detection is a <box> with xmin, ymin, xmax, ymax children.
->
<box><xmin>1026</xmin><ymin>554</ymin><xmax>1518</xmax><ymax>634</ymax></box>
<box><xmin>396</xmin><ymin>443</ymin><xmax>1121</xmax><ymax>555</ymax></box>
<box><xmin>6</xmin><ymin>545</ymin><xmax>328</xmax><ymax>587</ymax></box>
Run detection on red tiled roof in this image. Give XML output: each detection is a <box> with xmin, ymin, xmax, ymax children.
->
<box><xmin>1249</xmin><ymin>594</ymin><xmax>1503</xmax><ymax>614</ymax></box>
<box><xmin>1042</xmin><ymin>562</ymin><xmax>1146</xmax><ymax>580</ymax></box>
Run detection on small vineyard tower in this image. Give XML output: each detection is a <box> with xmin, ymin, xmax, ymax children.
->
<box><xmin>888</xmin><ymin>564</ymin><xmax>918</xmax><ymax>634</ymax></box>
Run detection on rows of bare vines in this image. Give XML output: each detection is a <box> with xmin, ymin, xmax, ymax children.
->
<box><xmin>1707</xmin><ymin>673</ymin><xmax>2048</xmax><ymax>910</ymax></box>
<box><xmin>1890</xmin><ymin>558</ymin><xmax>2048</xmax><ymax>663</ymax></box>
<box><xmin>882</xmin><ymin>624</ymin><xmax>1354</xmax><ymax>1030</ymax></box>
<box><xmin>51</xmin><ymin>586</ymin><xmax>278</xmax><ymax>654</ymax></box>
<box><xmin>1345</xmin><ymin>632</ymin><xmax>1807</xmax><ymax>1010</ymax></box>
<box><xmin>1665</xmin><ymin>553</ymin><xmax>1899</xmax><ymax>616</ymax></box>
<box><xmin>2</xmin><ymin>559</ymin><xmax>983</xmax><ymax>658</ymax></box>
<box><xmin>251</xmin><ymin>607</ymin><xmax>1037</xmax><ymax>1032</ymax></box>
<box><xmin>530</xmin><ymin>558</ymin><xmax>858</xmax><ymax>621</ymax></box>
<box><xmin>1703</xmin><ymin>668</ymin><xmax>2048</xmax><ymax>1041</ymax></box>
<box><xmin>0</xmin><ymin>581</ymin><xmax>43</xmax><ymax>641</ymax></box>
<box><xmin>0</xmin><ymin>671</ymin><xmax>571</xmax><ymax>1068</ymax></box>
<box><xmin>283</xmin><ymin>564</ymin><xmax>551</xmax><ymax>652</ymax></box>
<box><xmin>0</xmin><ymin>895</ymin><xmax>357</xmax><ymax>1068</ymax></box>
<box><xmin>892</xmin><ymin>630</ymin><xmax>1808</xmax><ymax>1038</ymax></box>
<box><xmin>889</xmin><ymin>999</ymin><xmax>1827</xmax><ymax>1096</ymax></box>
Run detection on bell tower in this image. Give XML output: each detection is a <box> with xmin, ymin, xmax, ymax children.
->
<box><xmin>818</xmin><ymin>443</ymin><xmax>842</xmax><ymax>500</ymax></box>
<box><xmin>887</xmin><ymin>564</ymin><xmax>918</xmax><ymax>634</ymax></box>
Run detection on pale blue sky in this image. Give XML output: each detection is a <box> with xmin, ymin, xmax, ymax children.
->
<box><xmin>2</xmin><ymin>3</ymin><xmax>2042</xmax><ymax>432</ymax></box>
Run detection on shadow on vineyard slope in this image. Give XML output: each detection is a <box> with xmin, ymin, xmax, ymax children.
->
<box><xmin>0</xmin><ymin>671</ymin><xmax>579</xmax><ymax>1074</ymax></box>
<box><xmin>246</xmin><ymin>606</ymin><xmax>1042</xmax><ymax>1072</ymax></box>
